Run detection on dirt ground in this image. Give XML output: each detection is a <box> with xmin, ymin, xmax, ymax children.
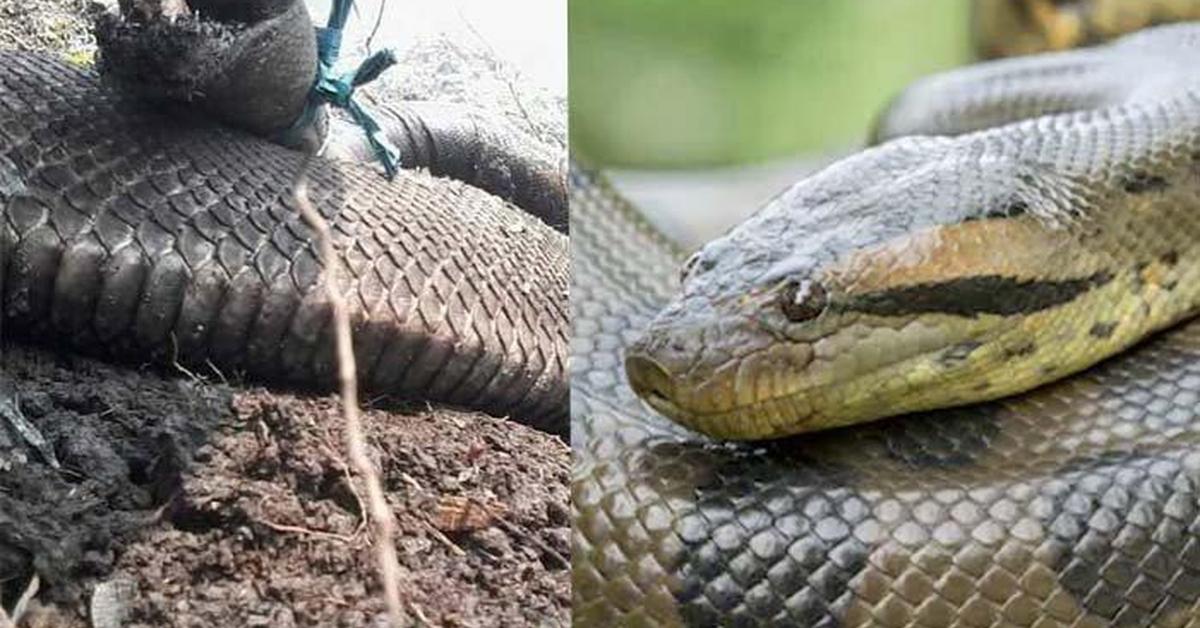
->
<box><xmin>0</xmin><ymin>2</ymin><xmax>569</xmax><ymax>626</ymax></box>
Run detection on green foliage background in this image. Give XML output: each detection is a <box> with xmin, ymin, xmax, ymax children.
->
<box><xmin>570</xmin><ymin>1</ymin><xmax>972</xmax><ymax>167</ymax></box>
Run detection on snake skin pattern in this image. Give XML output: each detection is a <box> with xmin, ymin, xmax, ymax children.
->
<box><xmin>0</xmin><ymin>51</ymin><xmax>569</xmax><ymax>432</ymax></box>
<box><xmin>573</xmin><ymin>25</ymin><xmax>1200</xmax><ymax>625</ymax></box>
<box><xmin>95</xmin><ymin>0</ymin><xmax>568</xmax><ymax>233</ymax></box>
<box><xmin>325</xmin><ymin>102</ymin><xmax>568</xmax><ymax>233</ymax></box>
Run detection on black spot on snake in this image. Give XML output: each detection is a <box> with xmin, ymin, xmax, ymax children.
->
<box><xmin>841</xmin><ymin>272</ymin><xmax>1113</xmax><ymax>318</ymax></box>
<box><xmin>1003</xmin><ymin>340</ymin><xmax>1037</xmax><ymax>359</ymax></box>
<box><xmin>1090</xmin><ymin>321</ymin><xmax>1117</xmax><ymax>339</ymax></box>
<box><xmin>938</xmin><ymin>340</ymin><xmax>982</xmax><ymax>366</ymax></box>
<box><xmin>875</xmin><ymin>404</ymin><xmax>1002</xmax><ymax>469</ymax></box>
<box><xmin>971</xmin><ymin>196</ymin><xmax>1028</xmax><ymax>221</ymax></box>
<box><xmin>1162</xmin><ymin>250</ymin><xmax>1180</xmax><ymax>266</ymax></box>
<box><xmin>1122</xmin><ymin>171</ymin><xmax>1169</xmax><ymax>194</ymax></box>
<box><xmin>1133</xmin><ymin>262</ymin><xmax>1148</xmax><ymax>290</ymax></box>
<box><xmin>1003</xmin><ymin>198</ymin><xmax>1029</xmax><ymax>217</ymax></box>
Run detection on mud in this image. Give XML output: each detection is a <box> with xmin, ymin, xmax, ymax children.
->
<box><xmin>1</xmin><ymin>345</ymin><xmax>570</xmax><ymax>626</ymax></box>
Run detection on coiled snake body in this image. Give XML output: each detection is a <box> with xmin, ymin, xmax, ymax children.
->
<box><xmin>574</xmin><ymin>24</ymin><xmax>1200</xmax><ymax>625</ymax></box>
<box><xmin>0</xmin><ymin>50</ymin><xmax>569</xmax><ymax>432</ymax></box>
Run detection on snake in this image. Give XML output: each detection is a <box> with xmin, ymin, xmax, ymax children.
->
<box><xmin>573</xmin><ymin>22</ymin><xmax>1200</xmax><ymax>625</ymax></box>
<box><xmin>0</xmin><ymin>1</ymin><xmax>569</xmax><ymax>433</ymax></box>
<box><xmin>971</xmin><ymin>0</ymin><xmax>1200</xmax><ymax>59</ymax></box>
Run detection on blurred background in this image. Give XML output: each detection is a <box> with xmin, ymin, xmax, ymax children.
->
<box><xmin>309</xmin><ymin>0</ymin><xmax>565</xmax><ymax>95</ymax></box>
<box><xmin>571</xmin><ymin>0</ymin><xmax>970</xmax><ymax>168</ymax></box>
<box><xmin>306</xmin><ymin>0</ymin><xmax>566</xmax><ymax>149</ymax></box>
<box><xmin>571</xmin><ymin>0</ymin><xmax>1200</xmax><ymax>247</ymax></box>
<box><xmin>570</xmin><ymin>0</ymin><xmax>971</xmax><ymax>247</ymax></box>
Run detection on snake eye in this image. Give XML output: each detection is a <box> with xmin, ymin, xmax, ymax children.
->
<box><xmin>779</xmin><ymin>280</ymin><xmax>827</xmax><ymax>323</ymax></box>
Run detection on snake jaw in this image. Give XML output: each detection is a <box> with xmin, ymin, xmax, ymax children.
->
<box><xmin>625</xmin><ymin>354</ymin><xmax>676</xmax><ymax>411</ymax></box>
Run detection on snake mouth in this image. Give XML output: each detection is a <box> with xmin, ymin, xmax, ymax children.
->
<box><xmin>625</xmin><ymin>352</ymin><xmax>731</xmax><ymax>429</ymax></box>
<box><xmin>625</xmin><ymin>355</ymin><xmax>674</xmax><ymax>404</ymax></box>
<box><xmin>626</xmin><ymin>324</ymin><xmax>986</xmax><ymax>440</ymax></box>
<box><xmin>635</xmin><ymin>387</ymin><xmax>819</xmax><ymax>441</ymax></box>
<box><xmin>626</xmin><ymin>351</ymin><xmax>820</xmax><ymax>440</ymax></box>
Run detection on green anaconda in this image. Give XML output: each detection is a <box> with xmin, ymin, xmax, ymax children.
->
<box><xmin>574</xmin><ymin>24</ymin><xmax>1200</xmax><ymax>625</ymax></box>
<box><xmin>0</xmin><ymin>50</ymin><xmax>569</xmax><ymax>432</ymax></box>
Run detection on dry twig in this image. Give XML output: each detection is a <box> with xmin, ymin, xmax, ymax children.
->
<box><xmin>257</xmin><ymin>514</ymin><xmax>358</xmax><ymax>544</ymax></box>
<box><xmin>364</xmin><ymin>0</ymin><xmax>389</xmax><ymax>54</ymax></box>
<box><xmin>290</xmin><ymin>155</ymin><xmax>408</xmax><ymax>627</ymax></box>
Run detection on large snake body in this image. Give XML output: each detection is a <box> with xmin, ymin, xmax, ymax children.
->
<box><xmin>92</xmin><ymin>0</ymin><xmax>569</xmax><ymax>232</ymax></box>
<box><xmin>574</xmin><ymin>24</ymin><xmax>1200</xmax><ymax>624</ymax></box>
<box><xmin>0</xmin><ymin>51</ymin><xmax>569</xmax><ymax>432</ymax></box>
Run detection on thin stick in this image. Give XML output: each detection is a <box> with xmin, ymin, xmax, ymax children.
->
<box><xmin>290</xmin><ymin>155</ymin><xmax>407</xmax><ymax>626</ymax></box>
<box><xmin>364</xmin><ymin>0</ymin><xmax>389</xmax><ymax>54</ymax></box>
<box><xmin>258</xmin><ymin>516</ymin><xmax>358</xmax><ymax>544</ymax></box>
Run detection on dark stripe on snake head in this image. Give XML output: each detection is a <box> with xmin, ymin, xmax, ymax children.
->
<box><xmin>840</xmin><ymin>272</ymin><xmax>1114</xmax><ymax>318</ymax></box>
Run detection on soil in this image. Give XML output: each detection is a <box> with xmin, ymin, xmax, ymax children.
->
<box><xmin>0</xmin><ymin>0</ymin><xmax>97</xmax><ymax>62</ymax></box>
<box><xmin>0</xmin><ymin>2</ymin><xmax>569</xmax><ymax>626</ymax></box>
<box><xmin>1</xmin><ymin>346</ymin><xmax>570</xmax><ymax>627</ymax></box>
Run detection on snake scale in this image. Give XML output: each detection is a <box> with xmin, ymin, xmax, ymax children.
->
<box><xmin>574</xmin><ymin>24</ymin><xmax>1200</xmax><ymax>625</ymax></box>
<box><xmin>0</xmin><ymin>48</ymin><xmax>569</xmax><ymax>432</ymax></box>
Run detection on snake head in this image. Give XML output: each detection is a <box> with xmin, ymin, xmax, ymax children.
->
<box><xmin>626</xmin><ymin>137</ymin><xmax>1133</xmax><ymax>440</ymax></box>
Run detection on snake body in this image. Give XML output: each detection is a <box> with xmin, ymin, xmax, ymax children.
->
<box><xmin>0</xmin><ymin>51</ymin><xmax>569</xmax><ymax>432</ymax></box>
<box><xmin>574</xmin><ymin>24</ymin><xmax>1200</xmax><ymax>624</ymax></box>
<box><xmin>323</xmin><ymin>102</ymin><xmax>568</xmax><ymax>232</ymax></box>
<box><xmin>94</xmin><ymin>0</ymin><xmax>568</xmax><ymax>231</ymax></box>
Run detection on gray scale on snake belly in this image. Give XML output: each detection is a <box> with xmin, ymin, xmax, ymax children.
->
<box><xmin>573</xmin><ymin>23</ymin><xmax>1200</xmax><ymax>626</ymax></box>
<box><xmin>1</xmin><ymin>3</ymin><xmax>569</xmax><ymax>433</ymax></box>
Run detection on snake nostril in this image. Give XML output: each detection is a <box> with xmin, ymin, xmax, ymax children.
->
<box><xmin>625</xmin><ymin>355</ymin><xmax>675</xmax><ymax>404</ymax></box>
